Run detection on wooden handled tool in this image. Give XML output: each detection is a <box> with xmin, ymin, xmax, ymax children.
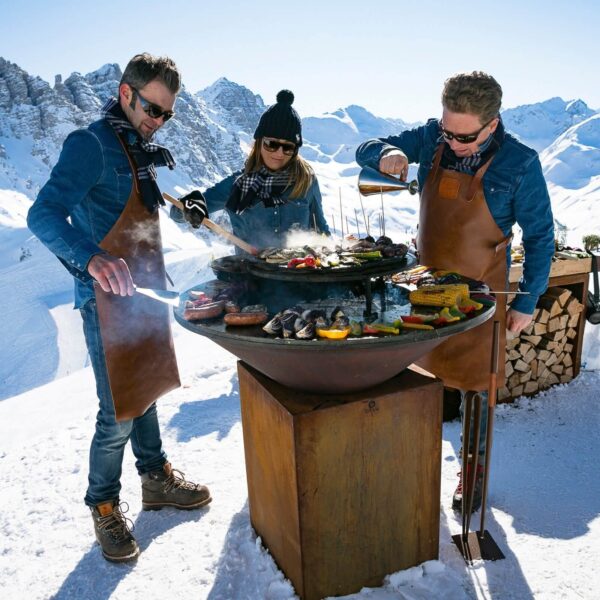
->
<box><xmin>162</xmin><ymin>192</ymin><xmax>259</xmax><ymax>256</ymax></box>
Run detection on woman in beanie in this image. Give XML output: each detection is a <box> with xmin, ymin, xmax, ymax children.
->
<box><xmin>173</xmin><ymin>90</ymin><xmax>330</xmax><ymax>250</ymax></box>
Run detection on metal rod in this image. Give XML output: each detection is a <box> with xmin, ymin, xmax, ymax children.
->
<box><xmin>461</xmin><ymin>396</ymin><xmax>472</xmax><ymax>538</ymax></box>
<box><xmin>464</xmin><ymin>392</ymin><xmax>482</xmax><ymax>535</ymax></box>
<box><xmin>313</xmin><ymin>212</ymin><xmax>317</xmax><ymax>232</ymax></box>
<box><xmin>358</xmin><ymin>192</ymin><xmax>369</xmax><ymax>238</ymax></box>
<box><xmin>354</xmin><ymin>208</ymin><xmax>360</xmax><ymax>238</ymax></box>
<box><xmin>339</xmin><ymin>188</ymin><xmax>344</xmax><ymax>237</ymax></box>
<box><xmin>479</xmin><ymin>320</ymin><xmax>500</xmax><ymax>536</ymax></box>
<box><xmin>346</xmin><ymin>216</ymin><xmax>350</xmax><ymax>237</ymax></box>
<box><xmin>331</xmin><ymin>213</ymin><xmax>336</xmax><ymax>235</ymax></box>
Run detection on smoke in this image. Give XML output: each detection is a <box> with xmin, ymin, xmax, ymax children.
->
<box><xmin>125</xmin><ymin>221</ymin><xmax>162</xmax><ymax>246</ymax></box>
<box><xmin>284</xmin><ymin>230</ymin><xmax>340</xmax><ymax>250</ymax></box>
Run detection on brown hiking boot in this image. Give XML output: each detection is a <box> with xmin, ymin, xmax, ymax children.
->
<box><xmin>452</xmin><ymin>462</ymin><xmax>484</xmax><ymax>513</ymax></box>
<box><xmin>141</xmin><ymin>462</ymin><xmax>212</xmax><ymax>511</ymax></box>
<box><xmin>91</xmin><ymin>499</ymin><xmax>139</xmax><ymax>563</ymax></box>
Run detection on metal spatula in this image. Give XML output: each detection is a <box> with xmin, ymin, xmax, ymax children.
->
<box><xmin>135</xmin><ymin>286</ymin><xmax>180</xmax><ymax>306</ymax></box>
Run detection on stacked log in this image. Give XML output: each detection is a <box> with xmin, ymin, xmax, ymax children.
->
<box><xmin>498</xmin><ymin>287</ymin><xmax>583</xmax><ymax>401</ymax></box>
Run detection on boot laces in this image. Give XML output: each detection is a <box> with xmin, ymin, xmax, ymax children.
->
<box><xmin>164</xmin><ymin>468</ymin><xmax>200</xmax><ymax>493</ymax></box>
<box><xmin>97</xmin><ymin>502</ymin><xmax>135</xmax><ymax>542</ymax></box>
<box><xmin>455</xmin><ymin>464</ymin><xmax>484</xmax><ymax>495</ymax></box>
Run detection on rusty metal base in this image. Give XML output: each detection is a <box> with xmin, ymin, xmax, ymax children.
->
<box><xmin>451</xmin><ymin>531</ymin><xmax>505</xmax><ymax>563</ymax></box>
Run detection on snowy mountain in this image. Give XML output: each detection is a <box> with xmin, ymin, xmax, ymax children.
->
<box><xmin>301</xmin><ymin>105</ymin><xmax>415</xmax><ymax>164</ymax></box>
<box><xmin>1</xmin><ymin>56</ymin><xmax>599</xmax><ymax>243</ymax></box>
<box><xmin>540</xmin><ymin>113</ymin><xmax>600</xmax><ymax>242</ymax></box>
<box><xmin>0</xmin><ymin>58</ymin><xmax>247</xmax><ymax>199</ymax></box>
<box><xmin>502</xmin><ymin>96</ymin><xmax>596</xmax><ymax>152</ymax></box>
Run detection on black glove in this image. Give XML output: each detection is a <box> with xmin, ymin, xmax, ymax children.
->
<box><xmin>180</xmin><ymin>190</ymin><xmax>208</xmax><ymax>228</ymax></box>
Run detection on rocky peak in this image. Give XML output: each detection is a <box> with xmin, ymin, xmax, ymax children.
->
<box><xmin>198</xmin><ymin>77</ymin><xmax>265</xmax><ymax>135</ymax></box>
<box><xmin>0</xmin><ymin>57</ymin><xmax>248</xmax><ymax>197</ymax></box>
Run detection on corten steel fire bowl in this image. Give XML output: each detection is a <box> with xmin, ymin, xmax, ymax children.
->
<box><xmin>173</xmin><ymin>281</ymin><xmax>496</xmax><ymax>395</ymax></box>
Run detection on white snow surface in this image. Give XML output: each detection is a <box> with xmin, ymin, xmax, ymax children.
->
<box><xmin>1</xmin><ymin>171</ymin><xmax>600</xmax><ymax>598</ymax></box>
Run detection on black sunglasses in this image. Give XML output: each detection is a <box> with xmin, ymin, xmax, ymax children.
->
<box><xmin>262</xmin><ymin>138</ymin><xmax>297</xmax><ymax>156</ymax></box>
<box><xmin>440</xmin><ymin>118</ymin><xmax>495</xmax><ymax>144</ymax></box>
<box><xmin>131</xmin><ymin>87</ymin><xmax>175</xmax><ymax>122</ymax></box>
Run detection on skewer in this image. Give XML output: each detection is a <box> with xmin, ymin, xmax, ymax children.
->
<box><xmin>339</xmin><ymin>188</ymin><xmax>344</xmax><ymax>237</ymax></box>
<box><xmin>313</xmin><ymin>213</ymin><xmax>317</xmax><ymax>232</ymax></box>
<box><xmin>358</xmin><ymin>192</ymin><xmax>369</xmax><ymax>238</ymax></box>
<box><xmin>380</xmin><ymin>190</ymin><xmax>386</xmax><ymax>237</ymax></box>
<box><xmin>346</xmin><ymin>216</ymin><xmax>350</xmax><ymax>237</ymax></box>
<box><xmin>354</xmin><ymin>208</ymin><xmax>361</xmax><ymax>238</ymax></box>
<box><xmin>331</xmin><ymin>213</ymin><xmax>336</xmax><ymax>236</ymax></box>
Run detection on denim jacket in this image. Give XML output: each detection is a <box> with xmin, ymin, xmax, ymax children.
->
<box><xmin>27</xmin><ymin>119</ymin><xmax>135</xmax><ymax>308</ymax></box>
<box><xmin>355</xmin><ymin>119</ymin><xmax>555</xmax><ymax>314</ymax></box>
<box><xmin>203</xmin><ymin>171</ymin><xmax>330</xmax><ymax>251</ymax></box>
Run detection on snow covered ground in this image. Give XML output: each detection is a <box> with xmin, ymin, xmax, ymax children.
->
<box><xmin>1</xmin><ymin>182</ymin><xmax>599</xmax><ymax>599</ymax></box>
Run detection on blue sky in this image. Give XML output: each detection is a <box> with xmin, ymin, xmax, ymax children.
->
<box><xmin>1</xmin><ymin>0</ymin><xmax>598</xmax><ymax>122</ymax></box>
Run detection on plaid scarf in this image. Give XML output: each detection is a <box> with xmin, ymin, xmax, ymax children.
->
<box><xmin>226</xmin><ymin>167</ymin><xmax>293</xmax><ymax>215</ymax></box>
<box><xmin>101</xmin><ymin>97</ymin><xmax>175</xmax><ymax>212</ymax></box>
<box><xmin>439</xmin><ymin>118</ymin><xmax>505</xmax><ymax>175</ymax></box>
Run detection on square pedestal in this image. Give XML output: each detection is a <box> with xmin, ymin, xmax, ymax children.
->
<box><xmin>238</xmin><ymin>362</ymin><xmax>443</xmax><ymax>600</ymax></box>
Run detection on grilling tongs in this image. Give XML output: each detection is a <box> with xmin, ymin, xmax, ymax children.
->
<box><xmin>162</xmin><ymin>192</ymin><xmax>259</xmax><ymax>256</ymax></box>
<box><xmin>134</xmin><ymin>286</ymin><xmax>180</xmax><ymax>306</ymax></box>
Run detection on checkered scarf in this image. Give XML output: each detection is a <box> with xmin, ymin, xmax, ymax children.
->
<box><xmin>226</xmin><ymin>167</ymin><xmax>293</xmax><ymax>215</ymax></box>
<box><xmin>101</xmin><ymin>97</ymin><xmax>175</xmax><ymax>212</ymax></box>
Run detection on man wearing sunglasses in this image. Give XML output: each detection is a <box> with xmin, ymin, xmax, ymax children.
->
<box><xmin>28</xmin><ymin>53</ymin><xmax>211</xmax><ymax>563</ymax></box>
<box><xmin>356</xmin><ymin>71</ymin><xmax>554</xmax><ymax>513</ymax></box>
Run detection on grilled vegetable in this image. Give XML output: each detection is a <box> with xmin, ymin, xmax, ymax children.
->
<box><xmin>362</xmin><ymin>323</ymin><xmax>400</xmax><ymax>335</ymax></box>
<box><xmin>432</xmin><ymin>306</ymin><xmax>462</xmax><ymax>325</ymax></box>
<box><xmin>458</xmin><ymin>297</ymin><xmax>484</xmax><ymax>313</ymax></box>
<box><xmin>316</xmin><ymin>326</ymin><xmax>351</xmax><ymax>340</ymax></box>
<box><xmin>409</xmin><ymin>284</ymin><xmax>470</xmax><ymax>307</ymax></box>
<box><xmin>349</xmin><ymin>250</ymin><xmax>383</xmax><ymax>260</ymax></box>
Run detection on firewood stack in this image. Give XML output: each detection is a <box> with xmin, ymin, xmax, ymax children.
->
<box><xmin>498</xmin><ymin>287</ymin><xmax>583</xmax><ymax>401</ymax></box>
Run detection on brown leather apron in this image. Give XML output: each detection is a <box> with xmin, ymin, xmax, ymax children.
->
<box><xmin>415</xmin><ymin>145</ymin><xmax>510</xmax><ymax>391</ymax></box>
<box><xmin>94</xmin><ymin>136</ymin><xmax>180</xmax><ymax>421</ymax></box>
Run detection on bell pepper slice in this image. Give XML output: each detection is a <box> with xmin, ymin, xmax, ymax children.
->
<box><xmin>458</xmin><ymin>297</ymin><xmax>484</xmax><ymax>313</ymax></box>
<box><xmin>362</xmin><ymin>323</ymin><xmax>400</xmax><ymax>335</ymax></box>
<box><xmin>316</xmin><ymin>326</ymin><xmax>352</xmax><ymax>340</ymax></box>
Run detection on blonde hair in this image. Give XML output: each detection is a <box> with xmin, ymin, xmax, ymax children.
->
<box><xmin>245</xmin><ymin>139</ymin><xmax>314</xmax><ymax>198</ymax></box>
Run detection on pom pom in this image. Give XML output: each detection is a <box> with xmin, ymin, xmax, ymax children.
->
<box><xmin>276</xmin><ymin>89</ymin><xmax>294</xmax><ymax>105</ymax></box>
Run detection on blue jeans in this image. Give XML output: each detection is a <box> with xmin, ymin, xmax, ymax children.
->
<box><xmin>80</xmin><ymin>299</ymin><xmax>167</xmax><ymax>506</ymax></box>
<box><xmin>459</xmin><ymin>390</ymin><xmax>489</xmax><ymax>457</ymax></box>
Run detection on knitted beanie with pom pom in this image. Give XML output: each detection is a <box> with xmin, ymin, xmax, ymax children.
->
<box><xmin>254</xmin><ymin>89</ymin><xmax>302</xmax><ymax>147</ymax></box>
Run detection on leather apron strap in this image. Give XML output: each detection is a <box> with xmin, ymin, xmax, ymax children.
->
<box><xmin>94</xmin><ymin>133</ymin><xmax>180</xmax><ymax>421</ymax></box>
<box><xmin>415</xmin><ymin>145</ymin><xmax>508</xmax><ymax>391</ymax></box>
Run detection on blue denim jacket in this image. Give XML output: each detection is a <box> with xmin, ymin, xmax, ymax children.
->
<box><xmin>355</xmin><ymin>119</ymin><xmax>555</xmax><ymax>314</ymax></box>
<box><xmin>27</xmin><ymin>119</ymin><xmax>135</xmax><ymax>308</ymax></box>
<box><xmin>203</xmin><ymin>171</ymin><xmax>330</xmax><ymax>251</ymax></box>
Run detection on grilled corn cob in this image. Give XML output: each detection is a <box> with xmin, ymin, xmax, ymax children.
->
<box><xmin>409</xmin><ymin>284</ymin><xmax>470</xmax><ymax>307</ymax></box>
